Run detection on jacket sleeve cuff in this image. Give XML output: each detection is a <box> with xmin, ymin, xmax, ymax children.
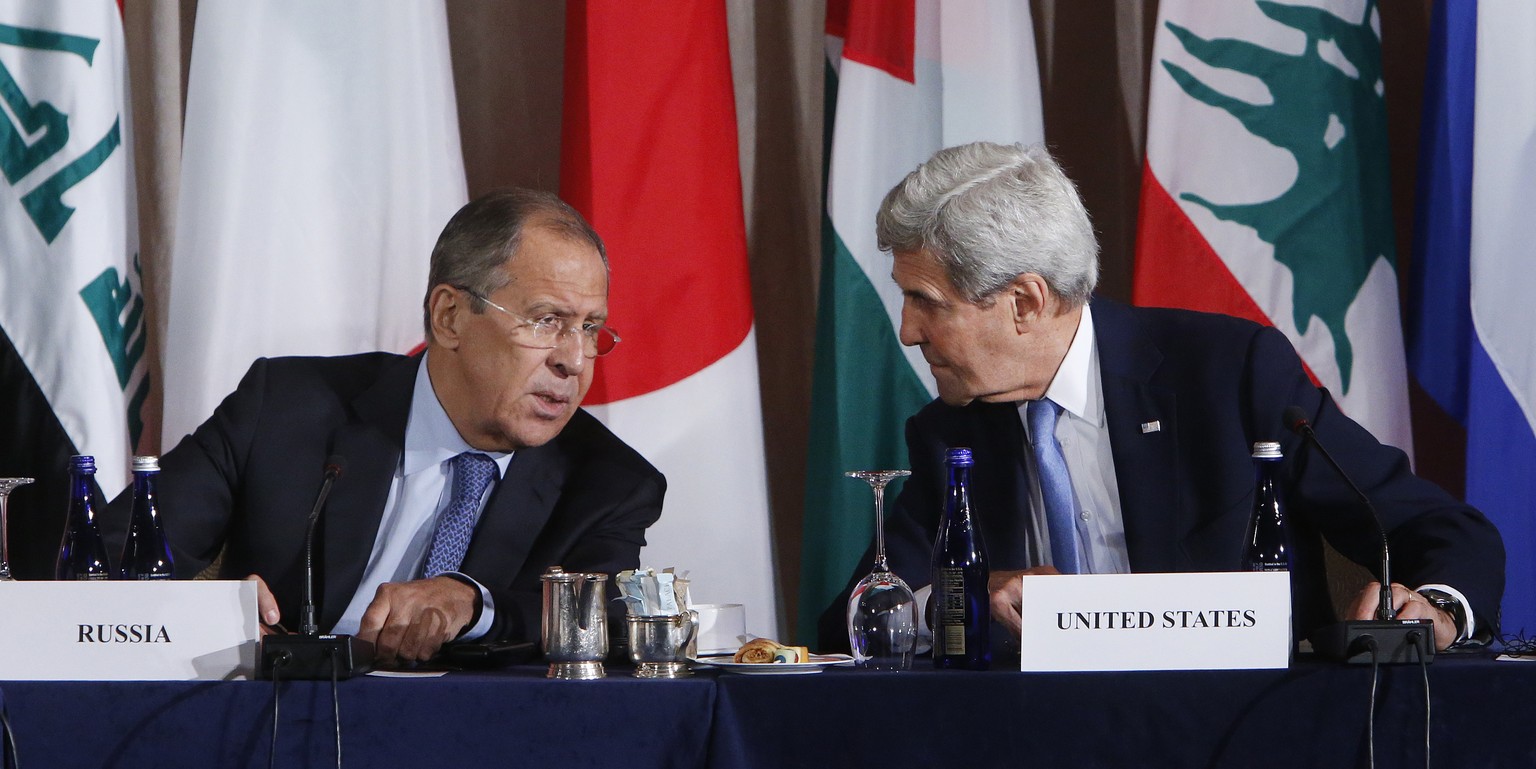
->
<box><xmin>440</xmin><ymin>571</ymin><xmax>495</xmax><ymax>640</ymax></box>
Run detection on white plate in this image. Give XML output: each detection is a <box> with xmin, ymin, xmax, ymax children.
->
<box><xmin>690</xmin><ymin>654</ymin><xmax>854</xmax><ymax>675</ymax></box>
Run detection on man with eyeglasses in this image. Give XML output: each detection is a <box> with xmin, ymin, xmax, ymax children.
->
<box><xmin>105</xmin><ymin>189</ymin><xmax>664</xmax><ymax>665</ymax></box>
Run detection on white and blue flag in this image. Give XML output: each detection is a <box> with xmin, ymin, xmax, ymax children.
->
<box><xmin>1410</xmin><ymin>0</ymin><xmax>1536</xmax><ymax>637</ymax></box>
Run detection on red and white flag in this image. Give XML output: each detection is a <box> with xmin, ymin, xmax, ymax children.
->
<box><xmin>561</xmin><ymin>0</ymin><xmax>778</xmax><ymax>636</ymax></box>
<box><xmin>1136</xmin><ymin>0</ymin><xmax>1411</xmax><ymax>452</ymax></box>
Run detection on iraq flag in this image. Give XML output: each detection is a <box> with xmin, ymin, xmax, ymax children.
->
<box><xmin>0</xmin><ymin>2</ymin><xmax>145</xmax><ymax>577</ymax></box>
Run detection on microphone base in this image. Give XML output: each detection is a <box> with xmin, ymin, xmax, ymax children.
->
<box><xmin>258</xmin><ymin>633</ymin><xmax>375</xmax><ymax>680</ymax></box>
<box><xmin>1310</xmin><ymin>619</ymin><xmax>1436</xmax><ymax>665</ymax></box>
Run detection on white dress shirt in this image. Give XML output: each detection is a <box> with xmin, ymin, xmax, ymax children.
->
<box><xmin>1016</xmin><ymin>305</ymin><xmax>1130</xmax><ymax>574</ymax></box>
<box><xmin>331</xmin><ymin>355</ymin><xmax>511</xmax><ymax>638</ymax></box>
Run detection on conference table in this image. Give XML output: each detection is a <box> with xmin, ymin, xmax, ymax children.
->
<box><xmin>3</xmin><ymin>651</ymin><xmax>1535</xmax><ymax>768</ymax></box>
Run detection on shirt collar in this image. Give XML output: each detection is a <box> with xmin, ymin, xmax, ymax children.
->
<box><xmin>403</xmin><ymin>353</ymin><xmax>514</xmax><ymax>477</ymax></box>
<box><xmin>1041</xmin><ymin>304</ymin><xmax>1104</xmax><ymax>428</ymax></box>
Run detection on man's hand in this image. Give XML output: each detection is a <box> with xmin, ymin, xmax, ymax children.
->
<box><xmin>356</xmin><ymin>576</ymin><xmax>478</xmax><ymax>665</ymax></box>
<box><xmin>1347</xmin><ymin>581</ymin><xmax>1459</xmax><ymax>651</ymax></box>
<box><xmin>987</xmin><ymin>565</ymin><xmax>1062</xmax><ymax>638</ymax></box>
<box><xmin>248</xmin><ymin>574</ymin><xmax>284</xmax><ymax>635</ymax></box>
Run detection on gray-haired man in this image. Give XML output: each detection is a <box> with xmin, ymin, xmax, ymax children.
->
<box><xmin>822</xmin><ymin>142</ymin><xmax>1502</xmax><ymax>657</ymax></box>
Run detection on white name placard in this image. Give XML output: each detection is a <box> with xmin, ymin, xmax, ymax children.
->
<box><xmin>0</xmin><ymin>580</ymin><xmax>258</xmax><ymax>681</ymax></box>
<box><xmin>1017</xmin><ymin>571</ymin><xmax>1291</xmax><ymax>672</ymax></box>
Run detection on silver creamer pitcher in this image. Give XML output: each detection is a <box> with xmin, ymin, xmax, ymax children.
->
<box><xmin>540</xmin><ymin>566</ymin><xmax>609</xmax><ymax>679</ymax></box>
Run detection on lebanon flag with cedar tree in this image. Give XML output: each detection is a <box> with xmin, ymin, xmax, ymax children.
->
<box><xmin>799</xmin><ymin>0</ymin><xmax>1043</xmax><ymax>641</ymax></box>
<box><xmin>1135</xmin><ymin>0</ymin><xmax>1412</xmax><ymax>454</ymax></box>
<box><xmin>561</xmin><ymin>0</ymin><xmax>779</xmax><ymax>638</ymax></box>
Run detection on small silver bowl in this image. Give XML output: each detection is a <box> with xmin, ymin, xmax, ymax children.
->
<box><xmin>626</xmin><ymin>613</ymin><xmax>697</xmax><ymax>678</ymax></box>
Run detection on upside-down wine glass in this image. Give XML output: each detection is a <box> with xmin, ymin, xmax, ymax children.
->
<box><xmin>0</xmin><ymin>477</ymin><xmax>36</xmax><ymax>581</ymax></box>
<box><xmin>845</xmin><ymin>470</ymin><xmax>916</xmax><ymax>670</ymax></box>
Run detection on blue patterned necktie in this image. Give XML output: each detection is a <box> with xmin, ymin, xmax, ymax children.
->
<box><xmin>1027</xmin><ymin>398</ymin><xmax>1082</xmax><ymax>574</ymax></box>
<box><xmin>423</xmin><ymin>452</ymin><xmax>498</xmax><ymax>577</ymax></box>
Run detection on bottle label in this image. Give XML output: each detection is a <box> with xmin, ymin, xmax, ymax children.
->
<box><xmin>134</xmin><ymin>573</ymin><xmax>174</xmax><ymax>581</ymax></box>
<box><xmin>935</xmin><ymin>567</ymin><xmax>966</xmax><ymax>655</ymax></box>
<box><xmin>1248</xmin><ymin>561</ymin><xmax>1287</xmax><ymax>573</ymax></box>
<box><xmin>943</xmin><ymin>625</ymin><xmax>965</xmax><ymax>655</ymax></box>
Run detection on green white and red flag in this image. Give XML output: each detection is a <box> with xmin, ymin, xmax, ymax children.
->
<box><xmin>799</xmin><ymin>0</ymin><xmax>1044</xmax><ymax>640</ymax></box>
<box><xmin>1135</xmin><ymin>0</ymin><xmax>1412</xmax><ymax>452</ymax></box>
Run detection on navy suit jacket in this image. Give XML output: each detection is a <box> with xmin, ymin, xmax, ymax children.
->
<box><xmin>820</xmin><ymin>299</ymin><xmax>1504</xmax><ymax>651</ymax></box>
<box><xmin>105</xmin><ymin>353</ymin><xmax>665</xmax><ymax>643</ymax></box>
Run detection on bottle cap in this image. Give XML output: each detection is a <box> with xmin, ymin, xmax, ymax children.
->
<box><xmin>69</xmin><ymin>455</ymin><xmax>97</xmax><ymax>473</ymax></box>
<box><xmin>945</xmin><ymin>447</ymin><xmax>974</xmax><ymax>467</ymax></box>
<box><xmin>132</xmin><ymin>456</ymin><xmax>160</xmax><ymax>473</ymax></box>
<box><xmin>1251</xmin><ymin>441</ymin><xmax>1283</xmax><ymax>460</ymax></box>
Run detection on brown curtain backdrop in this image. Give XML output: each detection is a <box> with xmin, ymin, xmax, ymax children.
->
<box><xmin>124</xmin><ymin>0</ymin><xmax>1449</xmax><ymax>637</ymax></box>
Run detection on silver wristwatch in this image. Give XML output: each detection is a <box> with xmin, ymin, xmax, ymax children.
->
<box><xmin>1418</xmin><ymin>588</ymin><xmax>1468</xmax><ymax>643</ymax></box>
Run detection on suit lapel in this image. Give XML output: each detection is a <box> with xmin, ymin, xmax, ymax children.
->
<box><xmin>976</xmin><ymin>401</ymin><xmax>1033</xmax><ymax>570</ymax></box>
<box><xmin>1093</xmin><ymin>300</ymin><xmax>1182</xmax><ymax>573</ymax></box>
<box><xmin>460</xmin><ymin>440</ymin><xmax>566</xmax><ymax>584</ymax></box>
<box><xmin>319</xmin><ymin>355</ymin><xmax>418</xmax><ymax>630</ymax></box>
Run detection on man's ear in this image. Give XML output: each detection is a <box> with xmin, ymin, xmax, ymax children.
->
<box><xmin>427</xmin><ymin>285</ymin><xmax>464</xmax><ymax>349</ymax></box>
<box><xmin>1010</xmin><ymin>273</ymin><xmax>1050</xmax><ymax>331</ymax></box>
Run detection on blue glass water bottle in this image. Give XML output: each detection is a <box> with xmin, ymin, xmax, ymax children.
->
<box><xmin>55</xmin><ymin>455</ymin><xmax>112</xmax><ymax>580</ymax></box>
<box><xmin>120</xmin><ymin>455</ymin><xmax>174</xmax><ymax>580</ymax></box>
<box><xmin>1243</xmin><ymin>441</ymin><xmax>1289</xmax><ymax>572</ymax></box>
<box><xmin>931</xmin><ymin>447</ymin><xmax>990</xmax><ymax>669</ymax></box>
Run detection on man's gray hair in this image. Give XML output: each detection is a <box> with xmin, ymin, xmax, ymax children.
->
<box><xmin>876</xmin><ymin>142</ymin><xmax>1098</xmax><ymax>305</ymax></box>
<box><xmin>423</xmin><ymin>188</ymin><xmax>607</xmax><ymax>339</ymax></box>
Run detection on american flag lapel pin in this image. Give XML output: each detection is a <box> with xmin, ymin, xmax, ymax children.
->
<box><xmin>1140</xmin><ymin>420</ymin><xmax>1161</xmax><ymax>434</ymax></box>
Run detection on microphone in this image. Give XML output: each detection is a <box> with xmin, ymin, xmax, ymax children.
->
<box><xmin>301</xmin><ymin>457</ymin><xmax>345</xmax><ymax>635</ymax></box>
<box><xmin>258</xmin><ymin>455</ymin><xmax>374</xmax><ymax>679</ymax></box>
<box><xmin>1283</xmin><ymin>405</ymin><xmax>1434</xmax><ymax>664</ymax></box>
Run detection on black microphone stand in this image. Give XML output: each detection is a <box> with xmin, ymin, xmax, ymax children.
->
<box><xmin>1285</xmin><ymin>407</ymin><xmax>1435</xmax><ymax>665</ymax></box>
<box><xmin>258</xmin><ymin>457</ymin><xmax>374</xmax><ymax>679</ymax></box>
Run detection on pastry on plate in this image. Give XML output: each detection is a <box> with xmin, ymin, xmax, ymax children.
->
<box><xmin>733</xmin><ymin>637</ymin><xmax>810</xmax><ymax>664</ymax></box>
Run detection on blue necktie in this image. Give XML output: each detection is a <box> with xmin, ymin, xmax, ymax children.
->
<box><xmin>423</xmin><ymin>452</ymin><xmax>498</xmax><ymax>577</ymax></box>
<box><xmin>1027</xmin><ymin>398</ymin><xmax>1081</xmax><ymax>574</ymax></box>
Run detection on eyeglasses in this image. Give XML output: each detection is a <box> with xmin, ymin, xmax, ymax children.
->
<box><xmin>464</xmin><ymin>290</ymin><xmax>621</xmax><ymax>358</ymax></box>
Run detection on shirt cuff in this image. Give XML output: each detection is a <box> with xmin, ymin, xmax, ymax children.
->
<box><xmin>440</xmin><ymin>571</ymin><xmax>496</xmax><ymax>640</ymax></box>
<box><xmin>914</xmin><ymin>584</ymin><xmax>934</xmax><ymax>654</ymax></box>
<box><xmin>1415</xmin><ymin>583</ymin><xmax>1474</xmax><ymax>645</ymax></box>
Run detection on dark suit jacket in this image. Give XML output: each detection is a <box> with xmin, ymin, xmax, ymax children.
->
<box><xmin>105</xmin><ymin>353</ymin><xmax>665</xmax><ymax>643</ymax></box>
<box><xmin>820</xmin><ymin>299</ymin><xmax>1505</xmax><ymax>651</ymax></box>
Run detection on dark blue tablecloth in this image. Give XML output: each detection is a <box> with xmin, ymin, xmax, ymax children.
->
<box><xmin>5</xmin><ymin>654</ymin><xmax>1536</xmax><ymax>768</ymax></box>
<box><xmin>709</xmin><ymin>652</ymin><xmax>1536</xmax><ymax>769</ymax></box>
<box><xmin>1</xmin><ymin>667</ymin><xmax>714</xmax><ymax>769</ymax></box>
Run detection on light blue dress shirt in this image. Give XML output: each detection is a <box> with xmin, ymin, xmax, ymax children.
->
<box><xmin>331</xmin><ymin>355</ymin><xmax>511</xmax><ymax>638</ymax></box>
